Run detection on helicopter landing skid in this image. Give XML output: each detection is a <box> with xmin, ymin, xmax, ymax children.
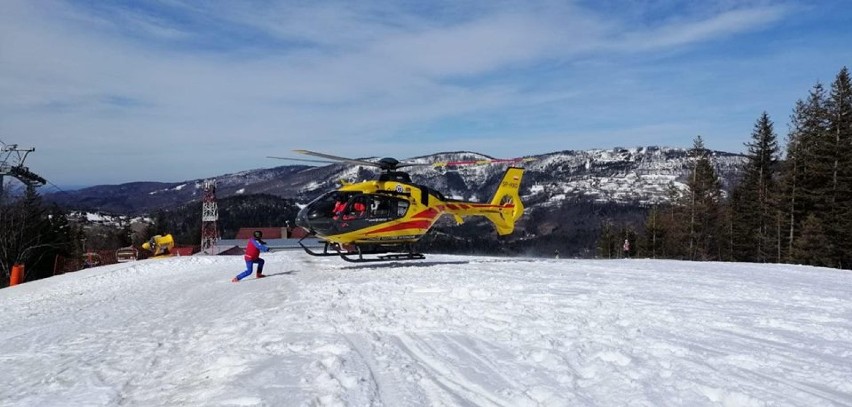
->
<box><xmin>298</xmin><ymin>238</ymin><xmax>425</xmax><ymax>263</ymax></box>
<box><xmin>298</xmin><ymin>240</ymin><xmax>346</xmax><ymax>257</ymax></box>
<box><xmin>338</xmin><ymin>243</ymin><xmax>425</xmax><ymax>263</ymax></box>
<box><xmin>339</xmin><ymin>249</ymin><xmax>426</xmax><ymax>263</ymax></box>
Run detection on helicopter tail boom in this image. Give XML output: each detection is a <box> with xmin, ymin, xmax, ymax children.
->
<box><xmin>484</xmin><ymin>167</ymin><xmax>525</xmax><ymax>235</ymax></box>
<box><xmin>439</xmin><ymin>167</ymin><xmax>525</xmax><ymax>235</ymax></box>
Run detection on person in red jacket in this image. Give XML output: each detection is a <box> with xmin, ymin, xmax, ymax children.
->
<box><xmin>232</xmin><ymin>230</ymin><xmax>270</xmax><ymax>282</ymax></box>
<box><xmin>332</xmin><ymin>199</ymin><xmax>346</xmax><ymax>220</ymax></box>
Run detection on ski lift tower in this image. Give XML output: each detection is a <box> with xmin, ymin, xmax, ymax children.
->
<box><xmin>1</xmin><ymin>142</ymin><xmax>47</xmax><ymax>200</ymax></box>
<box><xmin>200</xmin><ymin>179</ymin><xmax>219</xmax><ymax>254</ymax></box>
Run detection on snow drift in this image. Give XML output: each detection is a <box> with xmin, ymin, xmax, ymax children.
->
<box><xmin>1</xmin><ymin>253</ymin><xmax>850</xmax><ymax>406</ymax></box>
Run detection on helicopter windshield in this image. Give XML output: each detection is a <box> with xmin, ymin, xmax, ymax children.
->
<box><xmin>327</xmin><ymin>194</ymin><xmax>409</xmax><ymax>221</ymax></box>
<box><xmin>297</xmin><ymin>191</ymin><xmax>413</xmax><ymax>234</ymax></box>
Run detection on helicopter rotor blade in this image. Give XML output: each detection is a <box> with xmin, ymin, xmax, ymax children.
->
<box><xmin>267</xmin><ymin>156</ymin><xmax>342</xmax><ymax>165</ymax></box>
<box><xmin>431</xmin><ymin>157</ymin><xmax>536</xmax><ymax>168</ymax></box>
<box><xmin>292</xmin><ymin>149</ymin><xmax>382</xmax><ymax>168</ymax></box>
<box><xmin>395</xmin><ymin>162</ymin><xmax>437</xmax><ymax>169</ymax></box>
<box><xmin>276</xmin><ymin>149</ymin><xmax>535</xmax><ymax>170</ymax></box>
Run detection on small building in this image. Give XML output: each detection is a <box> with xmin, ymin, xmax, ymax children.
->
<box><xmin>171</xmin><ymin>246</ymin><xmax>197</xmax><ymax>256</ymax></box>
<box><xmin>213</xmin><ymin>238</ymin><xmax>323</xmax><ymax>255</ymax></box>
<box><xmin>206</xmin><ymin>226</ymin><xmax>319</xmax><ymax>256</ymax></box>
<box><xmin>236</xmin><ymin>226</ymin><xmax>311</xmax><ymax>240</ymax></box>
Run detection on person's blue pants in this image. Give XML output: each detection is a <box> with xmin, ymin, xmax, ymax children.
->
<box><xmin>235</xmin><ymin>258</ymin><xmax>264</xmax><ymax>280</ymax></box>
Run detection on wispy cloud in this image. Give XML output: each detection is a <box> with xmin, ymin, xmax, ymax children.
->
<box><xmin>0</xmin><ymin>0</ymin><xmax>847</xmax><ymax>186</ymax></box>
<box><xmin>616</xmin><ymin>5</ymin><xmax>791</xmax><ymax>50</ymax></box>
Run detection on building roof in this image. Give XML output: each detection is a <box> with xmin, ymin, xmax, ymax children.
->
<box><xmin>236</xmin><ymin>227</ymin><xmax>283</xmax><ymax>240</ymax></box>
<box><xmin>171</xmin><ymin>246</ymin><xmax>196</xmax><ymax>256</ymax></box>
<box><xmin>201</xmin><ymin>238</ymin><xmax>324</xmax><ymax>255</ymax></box>
<box><xmin>234</xmin><ymin>226</ymin><xmax>311</xmax><ymax>239</ymax></box>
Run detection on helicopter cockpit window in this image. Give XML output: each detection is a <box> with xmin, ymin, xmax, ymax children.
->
<box><xmin>371</xmin><ymin>199</ymin><xmax>389</xmax><ymax>217</ymax></box>
<box><xmin>306</xmin><ymin>192</ymin><xmax>333</xmax><ymax>220</ymax></box>
<box><xmin>334</xmin><ymin>194</ymin><xmax>410</xmax><ymax>221</ymax></box>
<box><xmin>361</xmin><ymin>195</ymin><xmax>409</xmax><ymax>219</ymax></box>
<box><xmin>339</xmin><ymin>195</ymin><xmax>367</xmax><ymax>220</ymax></box>
<box><xmin>395</xmin><ymin>200</ymin><xmax>409</xmax><ymax>217</ymax></box>
<box><xmin>307</xmin><ymin>191</ymin><xmax>357</xmax><ymax>220</ymax></box>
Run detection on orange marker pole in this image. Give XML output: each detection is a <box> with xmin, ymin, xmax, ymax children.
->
<box><xmin>10</xmin><ymin>264</ymin><xmax>24</xmax><ymax>286</ymax></box>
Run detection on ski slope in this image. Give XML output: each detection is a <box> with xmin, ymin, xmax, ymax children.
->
<box><xmin>1</xmin><ymin>253</ymin><xmax>850</xmax><ymax>406</ymax></box>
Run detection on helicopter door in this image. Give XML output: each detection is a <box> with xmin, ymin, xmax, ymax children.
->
<box><xmin>394</xmin><ymin>199</ymin><xmax>410</xmax><ymax>218</ymax></box>
<box><xmin>341</xmin><ymin>195</ymin><xmax>369</xmax><ymax>220</ymax></box>
<box><xmin>365</xmin><ymin>196</ymin><xmax>409</xmax><ymax>220</ymax></box>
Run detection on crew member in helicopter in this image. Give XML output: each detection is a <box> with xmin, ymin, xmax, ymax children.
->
<box><xmin>332</xmin><ymin>199</ymin><xmax>347</xmax><ymax>220</ymax></box>
<box><xmin>232</xmin><ymin>230</ymin><xmax>270</xmax><ymax>282</ymax></box>
<box><xmin>342</xmin><ymin>201</ymin><xmax>366</xmax><ymax>220</ymax></box>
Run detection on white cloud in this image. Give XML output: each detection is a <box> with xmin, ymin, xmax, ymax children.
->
<box><xmin>615</xmin><ymin>5</ymin><xmax>791</xmax><ymax>51</ymax></box>
<box><xmin>0</xmin><ymin>0</ymin><xmax>823</xmax><ymax>185</ymax></box>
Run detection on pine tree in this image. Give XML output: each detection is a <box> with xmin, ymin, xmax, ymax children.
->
<box><xmin>684</xmin><ymin>136</ymin><xmax>724</xmax><ymax>260</ymax></box>
<box><xmin>656</xmin><ymin>184</ymin><xmax>690</xmax><ymax>259</ymax></box>
<box><xmin>779</xmin><ymin>83</ymin><xmax>829</xmax><ymax>261</ymax></box>
<box><xmin>789</xmin><ymin>214</ymin><xmax>832</xmax><ymax>267</ymax></box>
<box><xmin>597</xmin><ymin>220</ymin><xmax>618</xmax><ymax>259</ymax></box>
<box><xmin>0</xmin><ymin>187</ymin><xmax>74</xmax><ymax>285</ymax></box>
<box><xmin>824</xmin><ymin>67</ymin><xmax>852</xmax><ymax>268</ymax></box>
<box><xmin>730</xmin><ymin>112</ymin><xmax>780</xmax><ymax>262</ymax></box>
<box><xmin>640</xmin><ymin>204</ymin><xmax>664</xmax><ymax>259</ymax></box>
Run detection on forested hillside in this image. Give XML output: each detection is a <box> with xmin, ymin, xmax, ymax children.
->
<box><xmin>148</xmin><ymin>194</ymin><xmax>302</xmax><ymax>244</ymax></box>
<box><xmin>628</xmin><ymin>67</ymin><xmax>851</xmax><ymax>269</ymax></box>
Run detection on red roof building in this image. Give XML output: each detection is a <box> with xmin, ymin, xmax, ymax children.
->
<box><xmin>235</xmin><ymin>227</ymin><xmax>310</xmax><ymax>240</ymax></box>
<box><xmin>171</xmin><ymin>246</ymin><xmax>197</xmax><ymax>256</ymax></box>
<box><xmin>235</xmin><ymin>227</ymin><xmax>284</xmax><ymax>240</ymax></box>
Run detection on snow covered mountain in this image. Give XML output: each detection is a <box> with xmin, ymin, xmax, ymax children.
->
<box><xmin>2</xmin><ymin>253</ymin><xmax>850</xmax><ymax>405</ymax></box>
<box><xmin>47</xmin><ymin>146</ymin><xmax>745</xmax><ymax>215</ymax></box>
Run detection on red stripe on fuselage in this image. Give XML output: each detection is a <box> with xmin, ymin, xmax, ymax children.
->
<box><xmin>442</xmin><ymin>203</ymin><xmax>515</xmax><ymax>210</ymax></box>
<box><xmin>412</xmin><ymin>208</ymin><xmax>439</xmax><ymax>219</ymax></box>
<box><xmin>367</xmin><ymin>220</ymin><xmax>433</xmax><ymax>235</ymax></box>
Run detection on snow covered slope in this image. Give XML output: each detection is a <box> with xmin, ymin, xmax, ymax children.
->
<box><xmin>2</xmin><ymin>254</ymin><xmax>850</xmax><ymax>406</ymax></box>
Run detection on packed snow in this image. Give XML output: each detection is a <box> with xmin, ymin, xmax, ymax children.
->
<box><xmin>1</xmin><ymin>253</ymin><xmax>851</xmax><ymax>406</ymax></box>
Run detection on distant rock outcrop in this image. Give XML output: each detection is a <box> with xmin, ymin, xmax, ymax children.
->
<box><xmin>46</xmin><ymin>146</ymin><xmax>745</xmax><ymax>215</ymax></box>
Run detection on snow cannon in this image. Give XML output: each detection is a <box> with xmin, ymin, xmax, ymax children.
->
<box><xmin>142</xmin><ymin>234</ymin><xmax>175</xmax><ymax>258</ymax></box>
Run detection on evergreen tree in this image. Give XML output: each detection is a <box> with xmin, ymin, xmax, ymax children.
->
<box><xmin>0</xmin><ymin>187</ymin><xmax>74</xmax><ymax>285</ymax></box>
<box><xmin>789</xmin><ymin>214</ymin><xmax>832</xmax><ymax>267</ymax></box>
<box><xmin>720</xmin><ymin>202</ymin><xmax>735</xmax><ymax>261</ymax></box>
<box><xmin>655</xmin><ymin>184</ymin><xmax>690</xmax><ymax>260</ymax></box>
<box><xmin>730</xmin><ymin>112</ymin><xmax>780</xmax><ymax>262</ymax></box>
<box><xmin>824</xmin><ymin>67</ymin><xmax>852</xmax><ymax>268</ymax></box>
<box><xmin>779</xmin><ymin>83</ymin><xmax>828</xmax><ymax>261</ymax></box>
<box><xmin>640</xmin><ymin>204</ymin><xmax>664</xmax><ymax>259</ymax></box>
<box><xmin>683</xmin><ymin>136</ymin><xmax>724</xmax><ymax>260</ymax></box>
<box><xmin>150</xmin><ymin>210</ymin><xmax>170</xmax><ymax>236</ymax></box>
<box><xmin>597</xmin><ymin>220</ymin><xmax>618</xmax><ymax>259</ymax></box>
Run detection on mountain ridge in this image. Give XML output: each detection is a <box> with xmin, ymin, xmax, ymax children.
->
<box><xmin>46</xmin><ymin>146</ymin><xmax>745</xmax><ymax>215</ymax></box>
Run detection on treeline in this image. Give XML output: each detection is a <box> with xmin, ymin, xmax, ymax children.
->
<box><xmin>420</xmin><ymin>199</ymin><xmax>646</xmax><ymax>258</ymax></box>
<box><xmin>149</xmin><ymin>194</ymin><xmax>301</xmax><ymax>244</ymax></box>
<box><xmin>611</xmin><ymin>66</ymin><xmax>851</xmax><ymax>269</ymax></box>
<box><xmin>0</xmin><ymin>191</ymin><xmax>299</xmax><ymax>287</ymax></box>
<box><xmin>0</xmin><ymin>187</ymin><xmax>79</xmax><ymax>286</ymax></box>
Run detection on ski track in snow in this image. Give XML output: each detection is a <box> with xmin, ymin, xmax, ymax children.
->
<box><xmin>1</xmin><ymin>253</ymin><xmax>851</xmax><ymax>406</ymax></box>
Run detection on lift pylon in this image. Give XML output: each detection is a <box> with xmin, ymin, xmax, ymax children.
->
<box><xmin>1</xmin><ymin>142</ymin><xmax>46</xmax><ymax>198</ymax></box>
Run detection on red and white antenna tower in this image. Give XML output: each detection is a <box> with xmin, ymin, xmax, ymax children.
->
<box><xmin>200</xmin><ymin>179</ymin><xmax>219</xmax><ymax>254</ymax></box>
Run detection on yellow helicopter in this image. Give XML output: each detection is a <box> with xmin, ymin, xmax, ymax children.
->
<box><xmin>271</xmin><ymin>150</ymin><xmax>531</xmax><ymax>262</ymax></box>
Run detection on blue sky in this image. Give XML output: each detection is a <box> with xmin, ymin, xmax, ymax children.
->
<box><xmin>1</xmin><ymin>0</ymin><xmax>850</xmax><ymax>186</ymax></box>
